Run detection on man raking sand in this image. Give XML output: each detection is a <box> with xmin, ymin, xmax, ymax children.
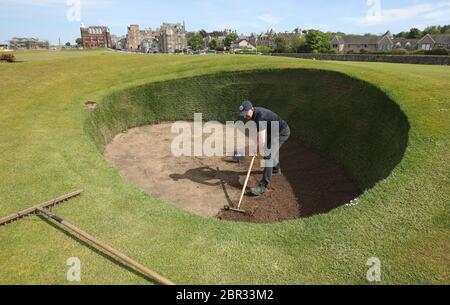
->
<box><xmin>238</xmin><ymin>100</ymin><xmax>291</xmax><ymax>197</ymax></box>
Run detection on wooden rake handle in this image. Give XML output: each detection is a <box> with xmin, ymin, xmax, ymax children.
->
<box><xmin>237</xmin><ymin>155</ymin><xmax>257</xmax><ymax>209</ymax></box>
<box><xmin>38</xmin><ymin>208</ymin><xmax>175</xmax><ymax>285</ymax></box>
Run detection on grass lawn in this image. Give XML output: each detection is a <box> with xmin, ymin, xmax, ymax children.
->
<box><xmin>0</xmin><ymin>49</ymin><xmax>448</xmax><ymax>284</ymax></box>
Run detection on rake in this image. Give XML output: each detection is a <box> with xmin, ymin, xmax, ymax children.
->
<box><xmin>0</xmin><ymin>190</ymin><xmax>174</xmax><ymax>285</ymax></box>
<box><xmin>224</xmin><ymin>155</ymin><xmax>256</xmax><ymax>214</ymax></box>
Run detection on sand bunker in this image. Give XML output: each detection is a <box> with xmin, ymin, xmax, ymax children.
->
<box><xmin>105</xmin><ymin>123</ymin><xmax>361</xmax><ymax>223</ymax></box>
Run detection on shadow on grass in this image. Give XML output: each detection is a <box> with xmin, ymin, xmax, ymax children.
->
<box><xmin>38</xmin><ymin>215</ymin><xmax>160</xmax><ymax>285</ymax></box>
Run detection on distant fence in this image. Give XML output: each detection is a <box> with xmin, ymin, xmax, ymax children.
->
<box><xmin>273</xmin><ymin>53</ymin><xmax>450</xmax><ymax>65</ymax></box>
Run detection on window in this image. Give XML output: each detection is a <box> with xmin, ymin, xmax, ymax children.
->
<box><xmin>421</xmin><ymin>43</ymin><xmax>432</xmax><ymax>51</ymax></box>
<box><xmin>332</xmin><ymin>44</ymin><xmax>338</xmax><ymax>48</ymax></box>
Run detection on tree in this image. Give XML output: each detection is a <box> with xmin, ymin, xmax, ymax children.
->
<box><xmin>440</xmin><ymin>25</ymin><xmax>450</xmax><ymax>33</ymax></box>
<box><xmin>407</xmin><ymin>28</ymin><xmax>422</xmax><ymax>39</ymax></box>
<box><xmin>65</xmin><ymin>42</ymin><xmax>71</xmax><ymax>47</ymax></box>
<box><xmin>224</xmin><ymin>32</ymin><xmax>238</xmax><ymax>48</ymax></box>
<box><xmin>188</xmin><ymin>34</ymin><xmax>204</xmax><ymax>51</ymax></box>
<box><xmin>291</xmin><ymin>35</ymin><xmax>306</xmax><ymax>53</ymax></box>
<box><xmin>215</xmin><ymin>44</ymin><xmax>225</xmax><ymax>52</ymax></box>
<box><xmin>394</xmin><ymin>31</ymin><xmax>408</xmax><ymax>39</ymax></box>
<box><xmin>199</xmin><ymin>29</ymin><xmax>208</xmax><ymax>38</ymax></box>
<box><xmin>327</xmin><ymin>48</ymin><xmax>339</xmax><ymax>54</ymax></box>
<box><xmin>328</xmin><ymin>31</ymin><xmax>346</xmax><ymax>40</ymax></box>
<box><xmin>75</xmin><ymin>38</ymin><xmax>83</xmax><ymax>46</ymax></box>
<box><xmin>423</xmin><ymin>26</ymin><xmax>441</xmax><ymax>35</ymax></box>
<box><xmin>208</xmin><ymin>39</ymin><xmax>218</xmax><ymax>50</ymax></box>
<box><xmin>257</xmin><ymin>46</ymin><xmax>272</xmax><ymax>54</ymax></box>
<box><xmin>273</xmin><ymin>35</ymin><xmax>289</xmax><ymax>53</ymax></box>
<box><xmin>210</xmin><ymin>30</ymin><xmax>225</xmax><ymax>37</ymax></box>
<box><xmin>304</xmin><ymin>30</ymin><xmax>330</xmax><ymax>53</ymax></box>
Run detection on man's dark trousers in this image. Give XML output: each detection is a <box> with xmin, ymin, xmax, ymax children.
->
<box><xmin>261</xmin><ymin>126</ymin><xmax>291</xmax><ymax>188</ymax></box>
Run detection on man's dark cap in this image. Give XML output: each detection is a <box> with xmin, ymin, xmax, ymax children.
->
<box><xmin>239</xmin><ymin>100</ymin><xmax>253</xmax><ymax>117</ymax></box>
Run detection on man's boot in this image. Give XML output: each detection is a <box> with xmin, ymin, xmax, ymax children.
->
<box><xmin>250</xmin><ymin>183</ymin><xmax>267</xmax><ymax>196</ymax></box>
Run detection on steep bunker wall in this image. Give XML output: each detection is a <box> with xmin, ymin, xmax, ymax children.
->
<box><xmin>86</xmin><ymin>69</ymin><xmax>409</xmax><ymax>195</ymax></box>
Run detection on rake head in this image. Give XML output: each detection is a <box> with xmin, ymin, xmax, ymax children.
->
<box><xmin>223</xmin><ymin>205</ymin><xmax>248</xmax><ymax>215</ymax></box>
<box><xmin>0</xmin><ymin>190</ymin><xmax>83</xmax><ymax>226</ymax></box>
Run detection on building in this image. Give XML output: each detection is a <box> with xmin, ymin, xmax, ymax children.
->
<box><xmin>160</xmin><ymin>22</ymin><xmax>187</xmax><ymax>53</ymax></box>
<box><xmin>251</xmin><ymin>28</ymin><xmax>303</xmax><ymax>50</ymax></box>
<box><xmin>275</xmin><ymin>29</ymin><xmax>305</xmax><ymax>47</ymax></box>
<box><xmin>231</xmin><ymin>38</ymin><xmax>256</xmax><ymax>51</ymax></box>
<box><xmin>111</xmin><ymin>35</ymin><xmax>127</xmax><ymax>50</ymax></box>
<box><xmin>416</xmin><ymin>34</ymin><xmax>450</xmax><ymax>51</ymax></box>
<box><xmin>142</xmin><ymin>27</ymin><xmax>160</xmax><ymax>53</ymax></box>
<box><xmin>256</xmin><ymin>29</ymin><xmax>276</xmax><ymax>49</ymax></box>
<box><xmin>203</xmin><ymin>31</ymin><xmax>228</xmax><ymax>49</ymax></box>
<box><xmin>0</xmin><ymin>44</ymin><xmax>9</xmax><ymax>51</ymax></box>
<box><xmin>292</xmin><ymin>27</ymin><xmax>304</xmax><ymax>35</ymax></box>
<box><xmin>248</xmin><ymin>33</ymin><xmax>258</xmax><ymax>47</ymax></box>
<box><xmin>126</xmin><ymin>25</ymin><xmax>161</xmax><ymax>53</ymax></box>
<box><xmin>331</xmin><ymin>32</ymin><xmax>393</xmax><ymax>53</ymax></box>
<box><xmin>80</xmin><ymin>24</ymin><xmax>112</xmax><ymax>48</ymax></box>
<box><xmin>331</xmin><ymin>31</ymin><xmax>450</xmax><ymax>53</ymax></box>
<box><xmin>126</xmin><ymin>25</ymin><xmax>140</xmax><ymax>51</ymax></box>
<box><xmin>277</xmin><ymin>28</ymin><xmax>304</xmax><ymax>39</ymax></box>
<box><xmin>9</xmin><ymin>37</ymin><xmax>49</xmax><ymax>50</ymax></box>
<box><xmin>124</xmin><ymin>22</ymin><xmax>186</xmax><ymax>53</ymax></box>
<box><xmin>392</xmin><ymin>38</ymin><xmax>420</xmax><ymax>50</ymax></box>
<box><xmin>257</xmin><ymin>34</ymin><xmax>275</xmax><ymax>49</ymax></box>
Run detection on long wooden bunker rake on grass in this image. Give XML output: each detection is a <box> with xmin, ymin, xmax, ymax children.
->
<box><xmin>0</xmin><ymin>190</ymin><xmax>174</xmax><ymax>285</ymax></box>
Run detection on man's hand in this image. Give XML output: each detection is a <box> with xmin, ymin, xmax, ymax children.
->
<box><xmin>258</xmin><ymin>130</ymin><xmax>267</xmax><ymax>156</ymax></box>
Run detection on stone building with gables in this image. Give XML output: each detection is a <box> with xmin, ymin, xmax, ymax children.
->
<box><xmin>160</xmin><ymin>22</ymin><xmax>187</xmax><ymax>53</ymax></box>
<box><xmin>331</xmin><ymin>31</ymin><xmax>450</xmax><ymax>53</ymax></box>
<box><xmin>231</xmin><ymin>38</ymin><xmax>256</xmax><ymax>51</ymax></box>
<box><xmin>123</xmin><ymin>22</ymin><xmax>186</xmax><ymax>54</ymax></box>
<box><xmin>331</xmin><ymin>31</ymin><xmax>394</xmax><ymax>53</ymax></box>
<box><xmin>127</xmin><ymin>25</ymin><xmax>161</xmax><ymax>53</ymax></box>
<box><xmin>416</xmin><ymin>34</ymin><xmax>450</xmax><ymax>51</ymax></box>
